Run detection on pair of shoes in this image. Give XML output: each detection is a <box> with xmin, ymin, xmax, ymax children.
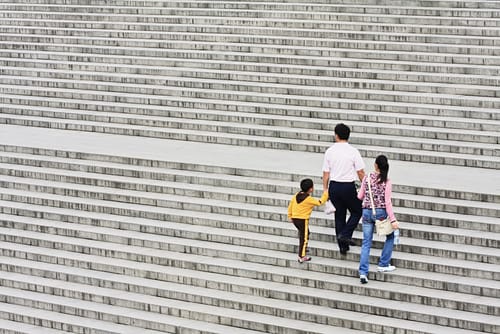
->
<box><xmin>360</xmin><ymin>275</ymin><xmax>368</xmax><ymax>284</ymax></box>
<box><xmin>298</xmin><ymin>256</ymin><xmax>312</xmax><ymax>263</ymax></box>
<box><xmin>377</xmin><ymin>265</ymin><xmax>396</xmax><ymax>272</ymax></box>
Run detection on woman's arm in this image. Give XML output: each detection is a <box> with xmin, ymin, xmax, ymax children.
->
<box><xmin>357</xmin><ymin>176</ymin><xmax>367</xmax><ymax>200</ymax></box>
<box><xmin>384</xmin><ymin>180</ymin><xmax>397</xmax><ymax>222</ymax></box>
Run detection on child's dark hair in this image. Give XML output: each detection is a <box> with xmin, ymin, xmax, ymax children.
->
<box><xmin>334</xmin><ymin>123</ymin><xmax>350</xmax><ymax>140</ymax></box>
<box><xmin>375</xmin><ymin>155</ymin><xmax>389</xmax><ymax>183</ymax></box>
<box><xmin>300</xmin><ymin>178</ymin><xmax>314</xmax><ymax>192</ymax></box>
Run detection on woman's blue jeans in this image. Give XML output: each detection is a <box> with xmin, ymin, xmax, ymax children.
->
<box><xmin>359</xmin><ymin>208</ymin><xmax>394</xmax><ymax>276</ymax></box>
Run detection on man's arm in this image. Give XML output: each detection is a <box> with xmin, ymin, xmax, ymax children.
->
<box><xmin>357</xmin><ymin>169</ymin><xmax>365</xmax><ymax>182</ymax></box>
<box><xmin>323</xmin><ymin>171</ymin><xmax>330</xmax><ymax>192</ymax></box>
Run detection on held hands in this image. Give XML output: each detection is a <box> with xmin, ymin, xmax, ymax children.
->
<box><xmin>391</xmin><ymin>220</ymin><xmax>400</xmax><ymax>229</ymax></box>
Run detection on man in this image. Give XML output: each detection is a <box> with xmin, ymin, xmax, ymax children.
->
<box><xmin>322</xmin><ymin>123</ymin><xmax>365</xmax><ymax>255</ymax></box>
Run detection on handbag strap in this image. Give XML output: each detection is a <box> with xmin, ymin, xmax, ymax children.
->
<box><xmin>366</xmin><ymin>173</ymin><xmax>377</xmax><ymax>215</ymax></box>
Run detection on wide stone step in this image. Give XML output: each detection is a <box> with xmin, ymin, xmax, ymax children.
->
<box><xmin>0</xmin><ymin>222</ymin><xmax>498</xmax><ymax>300</ymax></box>
<box><xmin>3</xmin><ymin>24</ymin><xmax>500</xmax><ymax>47</ymax></box>
<box><xmin>4</xmin><ymin>16</ymin><xmax>500</xmax><ymax>37</ymax></box>
<box><xmin>0</xmin><ymin>254</ymin><xmax>497</xmax><ymax>326</ymax></box>
<box><xmin>1</xmin><ymin>148</ymin><xmax>498</xmax><ymax>204</ymax></box>
<box><xmin>1</xmin><ymin>193</ymin><xmax>498</xmax><ymax>256</ymax></box>
<box><xmin>0</xmin><ymin>189</ymin><xmax>498</xmax><ymax>280</ymax></box>
<box><xmin>0</xmin><ymin>278</ymin><xmax>483</xmax><ymax>334</ymax></box>
<box><xmin>1</xmin><ymin>114</ymin><xmax>499</xmax><ymax>169</ymax></box>
<box><xmin>1</xmin><ymin>195</ymin><xmax>498</xmax><ymax>268</ymax></box>
<box><xmin>0</xmin><ymin>287</ymin><xmax>271</xmax><ymax>334</ymax></box>
<box><xmin>5</xmin><ymin>55</ymin><xmax>500</xmax><ymax>88</ymax></box>
<box><xmin>4</xmin><ymin>65</ymin><xmax>500</xmax><ymax>99</ymax></box>
<box><xmin>4</xmin><ymin>48</ymin><xmax>500</xmax><ymax>77</ymax></box>
<box><xmin>2</xmin><ymin>74</ymin><xmax>499</xmax><ymax>110</ymax></box>
<box><xmin>2</xmin><ymin>103</ymin><xmax>499</xmax><ymax>144</ymax></box>
<box><xmin>2</xmin><ymin>33</ymin><xmax>499</xmax><ymax>57</ymax></box>
<box><xmin>1</xmin><ymin>85</ymin><xmax>498</xmax><ymax>124</ymax></box>
<box><xmin>1</xmin><ymin>139</ymin><xmax>497</xmax><ymax>232</ymax></box>
<box><xmin>3</xmin><ymin>56</ymin><xmax>500</xmax><ymax>87</ymax></box>
<box><xmin>1</xmin><ymin>166</ymin><xmax>498</xmax><ymax>219</ymax></box>
<box><xmin>1</xmin><ymin>6</ymin><xmax>499</xmax><ymax>28</ymax></box>
<box><xmin>1</xmin><ymin>232</ymin><xmax>498</xmax><ymax>303</ymax></box>
<box><xmin>2</xmin><ymin>40</ymin><xmax>499</xmax><ymax>68</ymax></box>
<box><xmin>2</xmin><ymin>104</ymin><xmax>498</xmax><ymax>149</ymax></box>
<box><xmin>0</xmin><ymin>265</ymin><xmax>496</xmax><ymax>333</ymax></box>
<box><xmin>0</xmin><ymin>304</ymin><xmax>176</xmax><ymax>334</ymax></box>
<box><xmin>2</xmin><ymin>0</ymin><xmax>500</xmax><ymax>14</ymax></box>
<box><xmin>0</xmin><ymin>319</ymin><xmax>69</xmax><ymax>334</ymax></box>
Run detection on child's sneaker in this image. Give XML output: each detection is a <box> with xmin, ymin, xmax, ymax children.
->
<box><xmin>359</xmin><ymin>275</ymin><xmax>368</xmax><ymax>284</ymax></box>
<box><xmin>298</xmin><ymin>256</ymin><xmax>311</xmax><ymax>263</ymax></box>
<box><xmin>377</xmin><ymin>265</ymin><xmax>396</xmax><ymax>272</ymax></box>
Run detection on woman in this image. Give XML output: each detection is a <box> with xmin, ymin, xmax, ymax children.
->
<box><xmin>357</xmin><ymin>155</ymin><xmax>399</xmax><ymax>284</ymax></box>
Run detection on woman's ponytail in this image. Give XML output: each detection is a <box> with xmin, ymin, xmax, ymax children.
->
<box><xmin>375</xmin><ymin>155</ymin><xmax>389</xmax><ymax>183</ymax></box>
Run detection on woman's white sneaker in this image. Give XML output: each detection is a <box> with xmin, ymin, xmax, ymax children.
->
<box><xmin>377</xmin><ymin>265</ymin><xmax>396</xmax><ymax>272</ymax></box>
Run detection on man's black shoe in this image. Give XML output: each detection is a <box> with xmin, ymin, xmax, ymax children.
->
<box><xmin>348</xmin><ymin>239</ymin><xmax>356</xmax><ymax>246</ymax></box>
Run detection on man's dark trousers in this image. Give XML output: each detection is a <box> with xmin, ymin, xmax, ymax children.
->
<box><xmin>329</xmin><ymin>181</ymin><xmax>362</xmax><ymax>252</ymax></box>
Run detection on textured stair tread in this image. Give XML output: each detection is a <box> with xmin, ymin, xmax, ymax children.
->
<box><xmin>0</xmin><ymin>157</ymin><xmax>497</xmax><ymax>210</ymax></box>
<box><xmin>2</xmin><ymin>116</ymin><xmax>500</xmax><ymax>166</ymax></box>
<box><xmin>3</xmin><ymin>255</ymin><xmax>499</xmax><ymax>317</ymax></box>
<box><xmin>2</xmin><ymin>1</ymin><xmax>500</xmax><ymax>13</ymax></box>
<box><xmin>0</xmin><ymin>210</ymin><xmax>500</xmax><ymax>269</ymax></box>
<box><xmin>1</xmin><ymin>125</ymin><xmax>499</xmax><ymax>197</ymax></box>
<box><xmin>3</xmin><ymin>94</ymin><xmax>500</xmax><ymax>128</ymax></box>
<box><xmin>7</xmin><ymin>65</ymin><xmax>500</xmax><ymax>96</ymax></box>
<box><xmin>1</xmin><ymin>269</ymin><xmax>498</xmax><ymax>331</ymax></box>
<box><xmin>4</xmin><ymin>74</ymin><xmax>500</xmax><ymax>105</ymax></box>
<box><xmin>1</xmin><ymin>238</ymin><xmax>499</xmax><ymax>300</ymax></box>
<box><xmin>3</xmin><ymin>12</ymin><xmax>499</xmax><ymax>31</ymax></box>
<box><xmin>4</xmin><ymin>50</ymin><xmax>500</xmax><ymax>78</ymax></box>
<box><xmin>0</xmin><ymin>285</ymin><xmax>387</xmax><ymax>334</ymax></box>
<box><xmin>3</xmin><ymin>39</ymin><xmax>500</xmax><ymax>63</ymax></box>
<box><xmin>3</xmin><ymin>103</ymin><xmax>499</xmax><ymax>142</ymax></box>
<box><xmin>5</xmin><ymin>59</ymin><xmax>500</xmax><ymax>89</ymax></box>
<box><xmin>0</xmin><ymin>289</ymin><xmax>264</xmax><ymax>334</ymax></box>
<box><xmin>2</xmin><ymin>150</ymin><xmax>499</xmax><ymax>204</ymax></box>
<box><xmin>4</xmin><ymin>24</ymin><xmax>500</xmax><ymax>46</ymax></box>
<box><xmin>0</xmin><ymin>309</ymin><xmax>167</xmax><ymax>334</ymax></box>
<box><xmin>2</xmin><ymin>197</ymin><xmax>499</xmax><ymax>246</ymax></box>
<box><xmin>0</xmin><ymin>319</ymin><xmax>68</xmax><ymax>334</ymax></box>
<box><xmin>3</xmin><ymin>175</ymin><xmax>499</xmax><ymax>231</ymax></box>
<box><xmin>1</xmin><ymin>210</ymin><xmax>498</xmax><ymax>267</ymax></box>
<box><xmin>2</xmin><ymin>171</ymin><xmax>498</xmax><ymax>215</ymax></box>
<box><xmin>3</xmin><ymin>33</ymin><xmax>500</xmax><ymax>58</ymax></box>
<box><xmin>0</xmin><ymin>219</ymin><xmax>498</xmax><ymax>277</ymax></box>
<box><xmin>3</xmin><ymin>81</ymin><xmax>500</xmax><ymax>117</ymax></box>
<box><xmin>6</xmin><ymin>17</ymin><xmax>500</xmax><ymax>36</ymax></box>
<box><xmin>4</xmin><ymin>59</ymin><xmax>500</xmax><ymax>89</ymax></box>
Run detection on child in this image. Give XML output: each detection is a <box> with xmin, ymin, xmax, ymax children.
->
<box><xmin>287</xmin><ymin>178</ymin><xmax>329</xmax><ymax>263</ymax></box>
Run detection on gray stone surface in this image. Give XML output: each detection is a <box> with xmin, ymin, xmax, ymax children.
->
<box><xmin>0</xmin><ymin>0</ymin><xmax>499</xmax><ymax>332</ymax></box>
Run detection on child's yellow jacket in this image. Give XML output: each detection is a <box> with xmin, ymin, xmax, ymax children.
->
<box><xmin>288</xmin><ymin>191</ymin><xmax>328</xmax><ymax>220</ymax></box>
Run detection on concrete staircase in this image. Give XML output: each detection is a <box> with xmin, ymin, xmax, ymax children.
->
<box><xmin>0</xmin><ymin>143</ymin><xmax>498</xmax><ymax>333</ymax></box>
<box><xmin>0</xmin><ymin>0</ymin><xmax>499</xmax><ymax>168</ymax></box>
<box><xmin>0</xmin><ymin>0</ymin><xmax>499</xmax><ymax>332</ymax></box>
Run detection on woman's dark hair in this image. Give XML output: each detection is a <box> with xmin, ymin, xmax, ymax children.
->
<box><xmin>334</xmin><ymin>123</ymin><xmax>350</xmax><ymax>140</ymax></box>
<box><xmin>375</xmin><ymin>155</ymin><xmax>389</xmax><ymax>183</ymax></box>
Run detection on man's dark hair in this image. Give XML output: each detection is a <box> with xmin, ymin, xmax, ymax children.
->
<box><xmin>334</xmin><ymin>123</ymin><xmax>350</xmax><ymax>140</ymax></box>
<box><xmin>300</xmin><ymin>178</ymin><xmax>314</xmax><ymax>192</ymax></box>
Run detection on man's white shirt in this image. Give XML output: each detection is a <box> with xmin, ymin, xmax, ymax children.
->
<box><xmin>322</xmin><ymin>142</ymin><xmax>365</xmax><ymax>182</ymax></box>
